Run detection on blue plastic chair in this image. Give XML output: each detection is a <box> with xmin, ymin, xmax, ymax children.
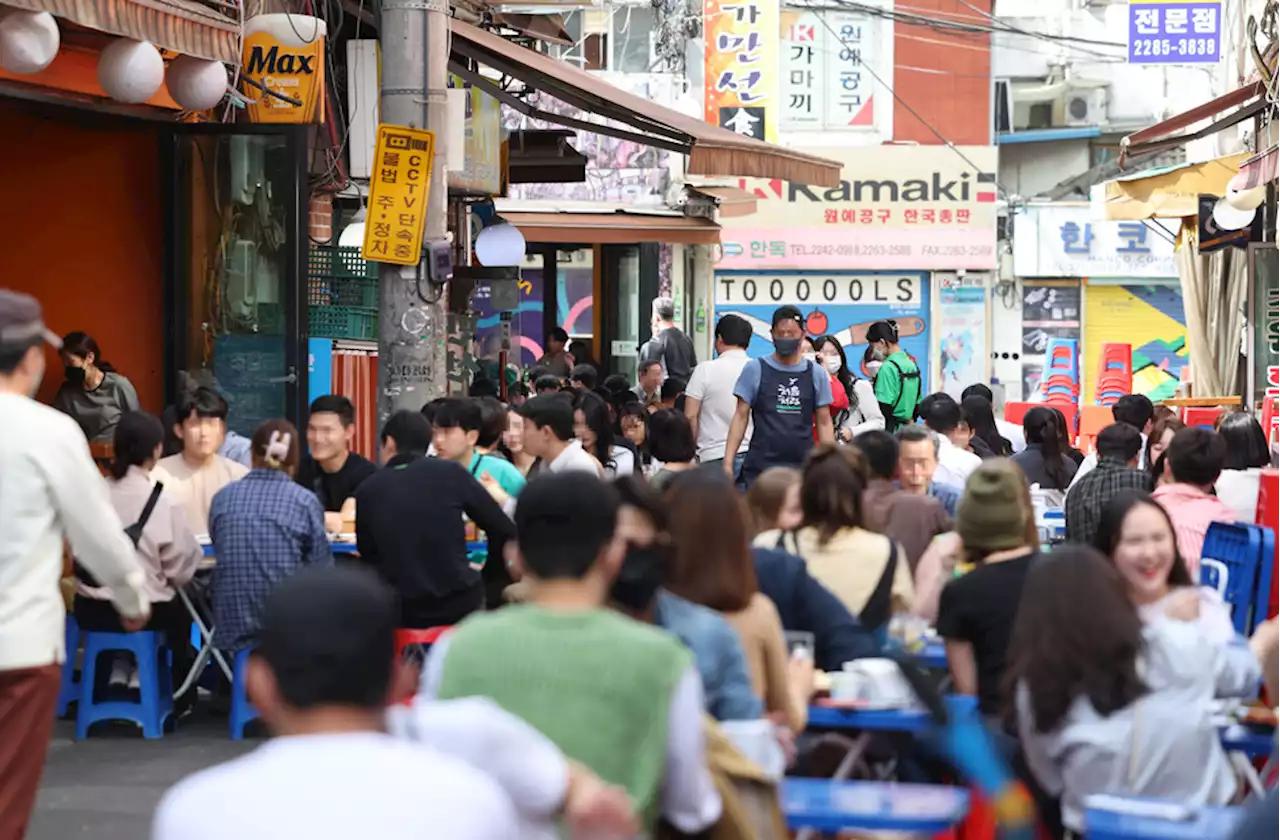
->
<box><xmin>229</xmin><ymin>648</ymin><xmax>260</xmax><ymax>740</ymax></box>
<box><xmin>1200</xmin><ymin>523</ymin><xmax>1266</xmax><ymax>635</ymax></box>
<box><xmin>75</xmin><ymin>631</ymin><xmax>172</xmax><ymax>740</ymax></box>
<box><xmin>56</xmin><ymin>615</ymin><xmax>81</xmax><ymax>717</ymax></box>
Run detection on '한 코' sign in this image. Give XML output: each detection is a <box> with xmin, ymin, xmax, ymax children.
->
<box><xmin>1127</xmin><ymin>0</ymin><xmax>1221</xmax><ymax>64</ymax></box>
<box><xmin>362</xmin><ymin>125</ymin><xmax>436</xmax><ymax>266</ymax></box>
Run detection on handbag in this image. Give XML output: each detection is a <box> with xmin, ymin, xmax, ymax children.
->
<box><xmin>75</xmin><ymin>481</ymin><xmax>164</xmax><ymax>587</ymax></box>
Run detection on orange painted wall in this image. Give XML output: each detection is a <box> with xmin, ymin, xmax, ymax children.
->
<box><xmin>893</xmin><ymin>0</ymin><xmax>993</xmax><ymax>146</ymax></box>
<box><xmin>0</xmin><ymin>99</ymin><xmax>165</xmax><ymax>412</ymax></box>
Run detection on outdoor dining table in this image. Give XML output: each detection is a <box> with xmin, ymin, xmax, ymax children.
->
<box><xmin>805</xmin><ymin>695</ymin><xmax>978</xmax><ymax>781</ymax></box>
<box><xmin>782</xmin><ymin>777</ymin><xmax>969</xmax><ymax>836</ymax></box>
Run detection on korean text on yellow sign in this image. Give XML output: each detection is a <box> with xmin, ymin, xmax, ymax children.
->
<box><xmin>362</xmin><ymin>125</ymin><xmax>435</xmax><ymax>266</ymax></box>
<box><xmin>704</xmin><ymin>0</ymin><xmax>779</xmax><ymax>143</ymax></box>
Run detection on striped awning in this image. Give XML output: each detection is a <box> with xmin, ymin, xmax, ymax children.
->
<box><xmin>0</xmin><ymin>0</ymin><xmax>240</xmax><ymax>64</ymax></box>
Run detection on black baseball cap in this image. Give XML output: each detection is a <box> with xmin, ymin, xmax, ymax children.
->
<box><xmin>256</xmin><ymin>565</ymin><xmax>398</xmax><ymax>710</ymax></box>
<box><xmin>771</xmin><ymin>305</ymin><xmax>804</xmax><ymax>329</ymax></box>
<box><xmin>0</xmin><ymin>289</ymin><xmax>61</xmax><ymax>349</ymax></box>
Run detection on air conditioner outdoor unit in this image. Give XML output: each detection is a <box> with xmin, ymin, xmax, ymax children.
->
<box><xmin>1055</xmin><ymin>86</ymin><xmax>1108</xmax><ymax>127</ymax></box>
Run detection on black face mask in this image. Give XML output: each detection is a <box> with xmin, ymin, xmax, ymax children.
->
<box><xmin>610</xmin><ymin>543</ymin><xmax>665</xmax><ymax>613</ymax></box>
<box><xmin>64</xmin><ymin>366</ymin><xmax>87</xmax><ymax>386</ymax></box>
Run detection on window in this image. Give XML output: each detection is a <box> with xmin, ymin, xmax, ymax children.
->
<box><xmin>611</xmin><ymin>5</ymin><xmax>657</xmax><ymax>73</ymax></box>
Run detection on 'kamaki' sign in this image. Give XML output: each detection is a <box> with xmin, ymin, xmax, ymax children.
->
<box><xmin>241</xmin><ymin>15</ymin><xmax>326</xmax><ymax>124</ymax></box>
<box><xmin>362</xmin><ymin>125</ymin><xmax>435</xmax><ymax>266</ymax></box>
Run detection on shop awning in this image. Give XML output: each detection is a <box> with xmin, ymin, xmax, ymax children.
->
<box><xmin>686</xmin><ymin>185</ymin><xmax>758</xmax><ymax>218</ymax></box>
<box><xmin>1228</xmin><ymin>145</ymin><xmax>1278</xmax><ymax>192</ymax></box>
<box><xmin>500</xmin><ymin>210</ymin><xmax>721</xmax><ymax>245</ymax></box>
<box><xmin>1120</xmin><ymin>81</ymin><xmax>1265</xmax><ymax>161</ymax></box>
<box><xmin>1</xmin><ymin>0</ymin><xmax>240</xmax><ymax>64</ymax></box>
<box><xmin>1091</xmin><ymin>153</ymin><xmax>1249</xmax><ymax>220</ymax></box>
<box><xmin>448</xmin><ymin>21</ymin><xmax>842</xmax><ymax>187</ymax></box>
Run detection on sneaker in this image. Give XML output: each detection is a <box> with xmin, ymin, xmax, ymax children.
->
<box><xmin>127</xmin><ymin>669</ymin><xmax>140</xmax><ymax>691</ymax></box>
<box><xmin>108</xmin><ymin>657</ymin><xmax>131</xmax><ymax>688</ymax></box>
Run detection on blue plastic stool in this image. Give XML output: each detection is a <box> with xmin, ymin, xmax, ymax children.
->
<box><xmin>56</xmin><ymin>615</ymin><xmax>81</xmax><ymax>717</ymax></box>
<box><xmin>229</xmin><ymin>648</ymin><xmax>260</xmax><ymax>740</ymax></box>
<box><xmin>75</xmin><ymin>631</ymin><xmax>173</xmax><ymax>740</ymax></box>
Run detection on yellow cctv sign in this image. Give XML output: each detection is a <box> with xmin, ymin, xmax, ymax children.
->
<box><xmin>362</xmin><ymin>125</ymin><xmax>436</xmax><ymax>266</ymax></box>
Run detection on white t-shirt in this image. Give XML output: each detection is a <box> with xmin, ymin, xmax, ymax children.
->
<box><xmin>933</xmin><ymin>434</ymin><xmax>982</xmax><ymax>489</ymax></box>
<box><xmin>996</xmin><ymin>418</ymin><xmax>1026</xmax><ymax>453</ymax></box>
<box><xmin>547</xmin><ymin>439</ymin><xmax>602</xmax><ymax>476</ymax></box>
<box><xmin>685</xmin><ymin>349</ymin><xmax>752</xmax><ymax>462</ymax></box>
<box><xmin>152</xmin><ymin>732</ymin><xmax>520</xmax><ymax>840</ymax></box>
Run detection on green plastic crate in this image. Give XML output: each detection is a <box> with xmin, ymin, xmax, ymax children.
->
<box><xmin>307</xmin><ymin>276</ymin><xmax>378</xmax><ymax>308</ymax></box>
<box><xmin>308</xmin><ymin>305</ymin><xmax>377</xmax><ymax>340</ymax></box>
<box><xmin>308</xmin><ymin>245</ymin><xmax>376</xmax><ymax>280</ymax></box>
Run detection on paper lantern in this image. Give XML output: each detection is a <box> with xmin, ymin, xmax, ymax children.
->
<box><xmin>166</xmin><ymin>55</ymin><xmax>227</xmax><ymax>111</ymax></box>
<box><xmin>474</xmin><ymin>222</ymin><xmax>526</xmax><ymax>267</ymax></box>
<box><xmin>98</xmin><ymin>39</ymin><xmax>164</xmax><ymax>104</ymax></box>
<box><xmin>0</xmin><ymin>10</ymin><xmax>59</xmax><ymax>75</ymax></box>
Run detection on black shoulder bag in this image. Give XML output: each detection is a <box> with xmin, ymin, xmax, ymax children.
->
<box><xmin>75</xmin><ymin>481</ymin><xmax>164</xmax><ymax>587</ymax></box>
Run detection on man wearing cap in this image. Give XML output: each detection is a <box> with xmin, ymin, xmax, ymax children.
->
<box><xmin>0</xmin><ymin>289</ymin><xmax>150</xmax><ymax>839</ymax></box>
<box><xmin>724</xmin><ymin>304</ymin><xmax>834</xmax><ymax>488</ymax></box>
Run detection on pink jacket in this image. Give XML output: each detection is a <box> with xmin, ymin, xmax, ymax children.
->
<box><xmin>1151</xmin><ymin>483</ymin><xmax>1237</xmax><ymax>578</ymax></box>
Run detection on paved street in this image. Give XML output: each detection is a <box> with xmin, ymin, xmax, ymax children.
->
<box><xmin>30</xmin><ymin>713</ymin><xmax>255</xmax><ymax>840</ymax></box>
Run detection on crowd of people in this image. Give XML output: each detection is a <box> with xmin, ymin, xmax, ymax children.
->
<box><xmin>1</xmin><ymin>287</ymin><xmax>1277</xmax><ymax>840</ymax></box>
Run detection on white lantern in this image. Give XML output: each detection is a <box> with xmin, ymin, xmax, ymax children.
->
<box><xmin>474</xmin><ymin>222</ymin><xmax>526</xmax><ymax>267</ymax></box>
<box><xmin>0</xmin><ymin>10</ymin><xmax>59</xmax><ymax>75</ymax></box>
<box><xmin>98</xmin><ymin>38</ymin><xmax>164</xmax><ymax>104</ymax></box>
<box><xmin>166</xmin><ymin>55</ymin><xmax>227</xmax><ymax>111</ymax></box>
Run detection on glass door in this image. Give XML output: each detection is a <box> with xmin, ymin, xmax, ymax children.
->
<box><xmin>164</xmin><ymin>127</ymin><xmax>308</xmax><ymax>436</ymax></box>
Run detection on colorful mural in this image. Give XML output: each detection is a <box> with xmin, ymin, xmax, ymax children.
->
<box><xmin>1082</xmin><ymin>283</ymin><xmax>1188</xmax><ymax>404</ymax></box>
<box><xmin>472</xmin><ymin>264</ymin><xmax>596</xmax><ymax>369</ymax></box>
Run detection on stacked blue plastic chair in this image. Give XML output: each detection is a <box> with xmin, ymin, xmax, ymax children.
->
<box><xmin>1042</xmin><ymin>337</ymin><xmax>1080</xmax><ymax>405</ymax></box>
<box><xmin>75</xmin><ymin>630</ymin><xmax>173</xmax><ymax>739</ymax></box>
<box><xmin>1200</xmin><ymin>522</ymin><xmax>1273</xmax><ymax>635</ymax></box>
<box><xmin>229</xmin><ymin>648</ymin><xmax>261</xmax><ymax>740</ymax></box>
<box><xmin>56</xmin><ymin>615</ymin><xmax>81</xmax><ymax>718</ymax></box>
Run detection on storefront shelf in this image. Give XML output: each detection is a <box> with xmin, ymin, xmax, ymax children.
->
<box><xmin>308</xmin><ymin>305</ymin><xmax>378</xmax><ymax>340</ymax></box>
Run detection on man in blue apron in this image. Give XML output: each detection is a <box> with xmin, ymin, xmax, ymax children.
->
<box><xmin>723</xmin><ymin>305</ymin><xmax>834</xmax><ymax>488</ymax></box>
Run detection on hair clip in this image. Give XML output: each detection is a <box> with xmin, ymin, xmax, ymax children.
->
<box><xmin>264</xmin><ymin>430</ymin><xmax>291</xmax><ymax>467</ymax></box>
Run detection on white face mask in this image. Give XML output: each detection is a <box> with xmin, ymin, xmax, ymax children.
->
<box><xmin>823</xmin><ymin>356</ymin><xmax>842</xmax><ymax>375</ymax></box>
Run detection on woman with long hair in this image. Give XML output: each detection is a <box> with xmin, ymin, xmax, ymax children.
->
<box><xmin>1215</xmin><ymin>411</ymin><xmax>1272</xmax><ymax>522</ymax></box>
<box><xmin>573</xmin><ymin>390</ymin><xmax>632</xmax><ymax>476</ymax></box>
<box><xmin>744</xmin><ymin>466</ymin><xmax>803</xmax><ymax>536</ymax></box>
<box><xmin>1011</xmin><ymin>407</ymin><xmax>1078</xmax><ymax>493</ymax></box>
<box><xmin>814</xmin><ymin>334</ymin><xmax>884</xmax><ymax>443</ymax></box>
<box><xmin>53</xmin><ymin>331</ymin><xmax>141</xmax><ymax>443</ymax></box>
<box><xmin>753</xmin><ymin>445</ymin><xmax>911</xmax><ymax>631</ymax></box>
<box><xmin>1007</xmin><ymin>547</ymin><xmax>1276</xmax><ymax>835</ymax></box>
<box><xmin>961</xmin><ymin>395</ymin><xmax>1012</xmax><ymax>458</ymax></box>
<box><xmin>1146</xmin><ymin>415</ymin><xmax>1184</xmax><ymax>486</ymax></box>
<box><xmin>1050</xmin><ymin>407</ymin><xmax>1085</xmax><ymax>466</ymax></box>
<box><xmin>647</xmin><ymin>408</ymin><xmax>697</xmax><ymax>490</ymax></box>
<box><xmin>499</xmin><ymin>407</ymin><xmax>538</xmax><ymax>477</ymax></box>
<box><xmin>666</xmin><ymin>470</ymin><xmax>810</xmax><ymax>732</ymax></box>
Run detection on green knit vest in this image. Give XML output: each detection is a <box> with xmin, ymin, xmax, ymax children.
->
<box><xmin>436</xmin><ymin>605</ymin><xmax>691</xmax><ymax>828</ymax></box>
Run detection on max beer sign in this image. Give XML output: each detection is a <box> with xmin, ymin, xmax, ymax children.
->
<box><xmin>241</xmin><ymin>14</ymin><xmax>327</xmax><ymax>124</ymax></box>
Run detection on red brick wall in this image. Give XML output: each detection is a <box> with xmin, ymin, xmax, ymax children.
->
<box><xmin>308</xmin><ymin>193</ymin><xmax>333</xmax><ymax>243</ymax></box>
<box><xmin>892</xmin><ymin>0</ymin><xmax>993</xmax><ymax>146</ymax></box>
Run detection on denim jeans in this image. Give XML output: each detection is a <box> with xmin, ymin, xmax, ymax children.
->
<box><xmin>701</xmin><ymin>451</ymin><xmax>746</xmax><ymax>483</ymax></box>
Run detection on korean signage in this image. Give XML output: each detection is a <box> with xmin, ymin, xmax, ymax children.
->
<box><xmin>704</xmin><ymin>0</ymin><xmax>779</xmax><ymax>142</ymax></box>
<box><xmin>1127</xmin><ymin>0</ymin><xmax>1221</xmax><ymax>64</ymax></box>
<box><xmin>780</xmin><ymin>5</ymin><xmax>892</xmax><ymax>135</ymax></box>
<box><xmin>241</xmin><ymin>16</ymin><xmax>326</xmax><ymax>124</ymax></box>
<box><xmin>713</xmin><ymin>270</ymin><xmax>931</xmax><ymax>388</ymax></box>
<box><xmin>362</xmin><ymin>125</ymin><xmax>435</xmax><ymax>266</ymax></box>
<box><xmin>718</xmin><ymin>145</ymin><xmax>999</xmax><ymax>270</ymax></box>
<box><xmin>1012</xmin><ymin>204</ymin><xmax>1177</xmax><ymax>278</ymax></box>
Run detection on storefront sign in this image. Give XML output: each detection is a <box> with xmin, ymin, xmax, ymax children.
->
<box><xmin>717</xmin><ymin>146</ymin><xmax>999</xmax><ymax>270</ymax></box>
<box><xmin>362</xmin><ymin>125</ymin><xmax>435</xmax><ymax>266</ymax></box>
<box><xmin>780</xmin><ymin>4</ymin><xmax>892</xmax><ymax>135</ymax></box>
<box><xmin>704</xmin><ymin>0</ymin><xmax>779</xmax><ymax>142</ymax></box>
<box><xmin>1013</xmin><ymin>204</ymin><xmax>1178</xmax><ymax>278</ymax></box>
<box><xmin>447</xmin><ymin>79</ymin><xmax>502</xmax><ymax>195</ymax></box>
<box><xmin>241</xmin><ymin>16</ymin><xmax>326</xmax><ymax>124</ymax></box>
<box><xmin>713</xmin><ymin>270</ymin><xmax>930</xmax><ymax>387</ymax></box>
<box><xmin>937</xmin><ymin>279</ymin><xmax>987</xmax><ymax>399</ymax></box>
<box><xmin>1127</xmin><ymin>0</ymin><xmax>1221</xmax><ymax>64</ymax></box>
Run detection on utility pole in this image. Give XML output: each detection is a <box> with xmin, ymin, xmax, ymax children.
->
<box><xmin>376</xmin><ymin>0</ymin><xmax>451</xmax><ymax>424</ymax></box>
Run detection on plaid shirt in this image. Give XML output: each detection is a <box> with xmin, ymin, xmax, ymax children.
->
<box><xmin>1065</xmin><ymin>457</ymin><xmax>1154</xmax><ymax>547</ymax></box>
<box><xmin>209</xmin><ymin>469</ymin><xmax>333</xmax><ymax>652</ymax></box>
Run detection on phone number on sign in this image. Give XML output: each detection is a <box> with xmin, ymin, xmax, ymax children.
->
<box><xmin>789</xmin><ymin>244</ymin><xmax>914</xmax><ymax>257</ymax></box>
<box><xmin>1131</xmin><ymin>37</ymin><xmax>1217</xmax><ymax>58</ymax></box>
<box><xmin>920</xmin><ymin>244</ymin><xmax>993</xmax><ymax>257</ymax></box>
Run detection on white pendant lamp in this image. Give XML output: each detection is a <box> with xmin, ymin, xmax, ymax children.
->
<box><xmin>0</xmin><ymin>9</ymin><xmax>59</xmax><ymax>75</ymax></box>
<box><xmin>1210</xmin><ymin>183</ymin><xmax>1267</xmax><ymax>231</ymax></box>
<box><xmin>166</xmin><ymin>55</ymin><xmax>228</xmax><ymax>111</ymax></box>
<box><xmin>98</xmin><ymin>38</ymin><xmax>164</xmax><ymax>103</ymax></box>
<box><xmin>474</xmin><ymin>221</ymin><xmax>526</xmax><ymax>267</ymax></box>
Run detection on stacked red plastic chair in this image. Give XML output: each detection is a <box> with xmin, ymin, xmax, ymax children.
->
<box><xmin>1094</xmin><ymin>343</ymin><xmax>1132</xmax><ymax>406</ymax></box>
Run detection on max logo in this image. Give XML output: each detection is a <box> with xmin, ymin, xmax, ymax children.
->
<box><xmin>247</xmin><ymin>45</ymin><xmax>316</xmax><ymax>75</ymax></box>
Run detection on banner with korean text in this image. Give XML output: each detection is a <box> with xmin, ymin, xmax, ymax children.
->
<box><xmin>705</xmin><ymin>0</ymin><xmax>779</xmax><ymax>142</ymax></box>
<box><xmin>1012</xmin><ymin>204</ymin><xmax>1177</xmax><ymax>279</ymax></box>
<box><xmin>1127</xmin><ymin>0</ymin><xmax>1222</xmax><ymax>64</ymax></box>
<box><xmin>717</xmin><ymin>145</ymin><xmax>999</xmax><ymax>270</ymax></box>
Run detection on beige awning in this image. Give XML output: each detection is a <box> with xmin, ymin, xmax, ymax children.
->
<box><xmin>1091</xmin><ymin>153</ymin><xmax>1249</xmax><ymax>220</ymax></box>
<box><xmin>448</xmin><ymin>21</ymin><xmax>842</xmax><ymax>187</ymax></box>
<box><xmin>686</xmin><ymin>185</ymin><xmax>758</xmax><ymax>218</ymax></box>
<box><xmin>1</xmin><ymin>0</ymin><xmax>239</xmax><ymax>63</ymax></box>
<box><xmin>501</xmin><ymin>211</ymin><xmax>721</xmax><ymax>245</ymax></box>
